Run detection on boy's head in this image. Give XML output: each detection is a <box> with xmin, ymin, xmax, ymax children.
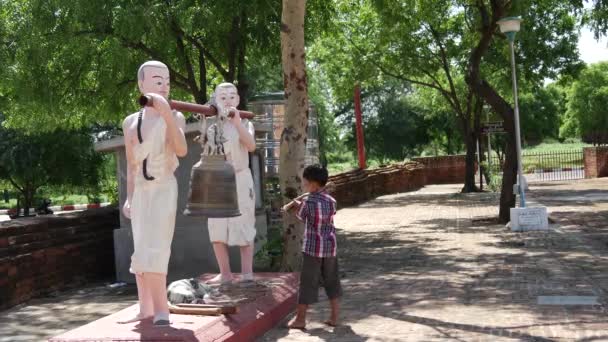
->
<box><xmin>302</xmin><ymin>164</ymin><xmax>328</xmax><ymax>192</ymax></box>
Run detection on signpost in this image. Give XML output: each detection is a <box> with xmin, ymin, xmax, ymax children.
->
<box><xmin>482</xmin><ymin>121</ymin><xmax>505</xmax><ymax>134</ymax></box>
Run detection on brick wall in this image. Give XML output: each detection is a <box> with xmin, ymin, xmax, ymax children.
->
<box><xmin>584</xmin><ymin>147</ymin><xmax>608</xmax><ymax>178</ymax></box>
<box><xmin>412</xmin><ymin>155</ymin><xmax>468</xmax><ymax>185</ymax></box>
<box><xmin>328</xmin><ymin>155</ymin><xmax>469</xmax><ymax>207</ymax></box>
<box><xmin>329</xmin><ymin>162</ymin><xmax>427</xmax><ymax>207</ymax></box>
<box><xmin>0</xmin><ymin>207</ymin><xmax>119</xmax><ymax>309</ymax></box>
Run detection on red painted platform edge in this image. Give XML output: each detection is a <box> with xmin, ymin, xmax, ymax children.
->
<box><xmin>194</xmin><ymin>273</ymin><xmax>299</xmax><ymax>341</ymax></box>
<box><xmin>47</xmin><ymin>272</ymin><xmax>299</xmax><ymax>342</ymax></box>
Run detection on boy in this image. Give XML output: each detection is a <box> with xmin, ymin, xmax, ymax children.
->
<box><xmin>287</xmin><ymin>164</ymin><xmax>341</xmax><ymax>329</ymax></box>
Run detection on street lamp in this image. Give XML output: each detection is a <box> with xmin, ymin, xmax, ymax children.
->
<box><xmin>497</xmin><ymin>16</ymin><xmax>526</xmax><ymax>208</ymax></box>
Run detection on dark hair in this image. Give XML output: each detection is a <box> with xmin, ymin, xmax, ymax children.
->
<box><xmin>302</xmin><ymin>164</ymin><xmax>328</xmax><ymax>186</ymax></box>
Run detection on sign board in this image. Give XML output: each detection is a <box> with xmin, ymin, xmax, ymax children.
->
<box><xmin>482</xmin><ymin>121</ymin><xmax>505</xmax><ymax>134</ymax></box>
<box><xmin>510</xmin><ymin>207</ymin><xmax>549</xmax><ymax>231</ymax></box>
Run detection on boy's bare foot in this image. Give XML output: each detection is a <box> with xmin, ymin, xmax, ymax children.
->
<box><xmin>323</xmin><ymin>319</ymin><xmax>338</xmax><ymax>327</ymax></box>
<box><xmin>286</xmin><ymin>316</ymin><xmax>306</xmax><ymax>330</ymax></box>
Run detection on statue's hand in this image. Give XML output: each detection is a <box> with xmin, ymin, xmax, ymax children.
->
<box><xmin>228</xmin><ymin>107</ymin><xmax>241</xmax><ymax>124</ymax></box>
<box><xmin>122</xmin><ymin>201</ymin><xmax>131</xmax><ymax>219</ymax></box>
<box><xmin>145</xmin><ymin>93</ymin><xmax>172</xmax><ymax>118</ymax></box>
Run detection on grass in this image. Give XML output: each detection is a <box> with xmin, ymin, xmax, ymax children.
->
<box><xmin>487</xmin><ymin>141</ymin><xmax>590</xmax><ymax>173</ymax></box>
<box><xmin>327</xmin><ymin>140</ymin><xmax>592</xmax><ymax>176</ymax></box>
<box><xmin>0</xmin><ymin>194</ymin><xmax>107</xmax><ymax>210</ymax></box>
<box><xmin>521</xmin><ymin>152</ymin><xmax>583</xmax><ymax>173</ymax></box>
<box><xmin>522</xmin><ymin>141</ymin><xmax>592</xmax><ymax>153</ymax></box>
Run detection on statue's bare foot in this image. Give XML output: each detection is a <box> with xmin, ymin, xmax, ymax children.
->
<box><xmin>238</xmin><ymin>273</ymin><xmax>254</xmax><ymax>282</ymax></box>
<box><xmin>286</xmin><ymin>316</ymin><xmax>306</xmax><ymax>330</ymax></box>
<box><xmin>117</xmin><ymin>313</ymin><xmax>151</xmax><ymax>324</ymax></box>
<box><xmin>153</xmin><ymin>313</ymin><xmax>171</xmax><ymax>327</ymax></box>
<box><xmin>206</xmin><ymin>273</ymin><xmax>233</xmax><ymax>285</ymax></box>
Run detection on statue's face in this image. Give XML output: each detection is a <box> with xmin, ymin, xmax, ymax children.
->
<box><xmin>215</xmin><ymin>86</ymin><xmax>239</xmax><ymax>110</ymax></box>
<box><xmin>138</xmin><ymin>66</ymin><xmax>170</xmax><ymax>99</ymax></box>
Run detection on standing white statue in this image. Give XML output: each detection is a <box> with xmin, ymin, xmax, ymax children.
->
<box><xmin>120</xmin><ymin>60</ymin><xmax>187</xmax><ymax>326</ymax></box>
<box><xmin>205</xmin><ymin>82</ymin><xmax>257</xmax><ymax>284</ymax></box>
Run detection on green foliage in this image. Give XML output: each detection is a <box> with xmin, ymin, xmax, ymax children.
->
<box><xmin>0</xmin><ymin>121</ymin><xmax>102</xmax><ymax>214</ymax></box>
<box><xmin>523</xmin><ymin>139</ymin><xmax>591</xmax><ymax>153</ymax></box>
<box><xmin>0</xmin><ymin>0</ymin><xmax>288</xmax><ymax>131</ymax></box>
<box><xmin>361</xmin><ymin>93</ymin><xmax>430</xmax><ymax>161</ymax></box>
<box><xmin>307</xmin><ymin>0</ymin><xmax>584</xmax><ymax>194</ymax></box>
<box><xmin>562</xmin><ymin>62</ymin><xmax>608</xmax><ymax>144</ymax></box>
<box><xmin>518</xmin><ymin>87</ymin><xmax>561</xmax><ymax>144</ymax></box>
<box><xmin>412</xmin><ymin>86</ymin><xmax>464</xmax><ymax>155</ymax></box>
<box><xmin>583</xmin><ymin>0</ymin><xmax>608</xmax><ymax>39</ymax></box>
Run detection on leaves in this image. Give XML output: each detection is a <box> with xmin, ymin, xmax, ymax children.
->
<box><xmin>0</xmin><ymin>122</ymin><xmax>102</xmax><ymax>213</ymax></box>
<box><xmin>0</xmin><ymin>0</ymin><xmax>286</xmax><ymax>132</ymax></box>
<box><xmin>562</xmin><ymin>62</ymin><xmax>608</xmax><ymax>144</ymax></box>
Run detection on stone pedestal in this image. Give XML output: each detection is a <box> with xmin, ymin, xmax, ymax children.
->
<box><xmin>49</xmin><ymin>273</ymin><xmax>298</xmax><ymax>342</ymax></box>
<box><xmin>510</xmin><ymin>207</ymin><xmax>549</xmax><ymax>232</ymax></box>
<box><xmin>113</xmin><ymin>213</ymin><xmax>268</xmax><ymax>283</ymax></box>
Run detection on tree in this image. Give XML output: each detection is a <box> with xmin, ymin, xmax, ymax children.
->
<box><xmin>413</xmin><ymin>87</ymin><xmax>464</xmax><ymax>156</ymax></box>
<box><xmin>0</xmin><ymin>123</ymin><xmax>102</xmax><ymax>216</ymax></box>
<box><xmin>279</xmin><ymin>0</ymin><xmax>309</xmax><ymax>271</ymax></box>
<box><xmin>1</xmin><ymin>0</ymin><xmax>282</xmax><ymax>131</ymax></box>
<box><xmin>583</xmin><ymin>0</ymin><xmax>608</xmax><ymax>38</ymax></box>
<box><xmin>562</xmin><ymin>62</ymin><xmax>608</xmax><ymax>145</ymax></box>
<box><xmin>465</xmin><ymin>0</ymin><xmax>583</xmax><ymax>221</ymax></box>
<box><xmin>310</xmin><ymin>0</ymin><xmax>582</xmax><ymax>221</ymax></box>
<box><xmin>339</xmin><ymin>85</ymin><xmax>432</xmax><ymax>162</ymax></box>
<box><xmin>518</xmin><ymin>86</ymin><xmax>561</xmax><ymax>144</ymax></box>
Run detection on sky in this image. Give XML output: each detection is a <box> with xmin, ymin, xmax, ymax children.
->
<box><xmin>578</xmin><ymin>26</ymin><xmax>608</xmax><ymax>64</ymax></box>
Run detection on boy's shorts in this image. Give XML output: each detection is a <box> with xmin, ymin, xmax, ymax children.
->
<box><xmin>298</xmin><ymin>254</ymin><xmax>342</xmax><ymax>305</ymax></box>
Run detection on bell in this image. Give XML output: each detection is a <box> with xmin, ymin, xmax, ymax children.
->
<box><xmin>183</xmin><ymin>155</ymin><xmax>241</xmax><ymax>217</ymax></box>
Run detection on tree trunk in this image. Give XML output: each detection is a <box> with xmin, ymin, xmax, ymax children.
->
<box><xmin>472</xmin><ymin>80</ymin><xmax>517</xmax><ymax>223</ymax></box>
<box><xmin>279</xmin><ymin>0</ymin><xmax>308</xmax><ymax>271</ymax></box>
<box><xmin>197</xmin><ymin>50</ymin><xmax>208</xmax><ymax>104</ymax></box>
<box><xmin>236</xmin><ymin>14</ymin><xmax>249</xmax><ymax>110</ymax></box>
<box><xmin>462</xmin><ymin>132</ymin><xmax>478</xmax><ymax>193</ymax></box>
<box><xmin>499</xmin><ymin>133</ymin><xmax>517</xmax><ymax>222</ymax></box>
<box><xmin>22</xmin><ymin>188</ymin><xmax>34</xmax><ymax>217</ymax></box>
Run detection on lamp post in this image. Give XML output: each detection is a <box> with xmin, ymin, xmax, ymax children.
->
<box><xmin>497</xmin><ymin>16</ymin><xmax>526</xmax><ymax>208</ymax></box>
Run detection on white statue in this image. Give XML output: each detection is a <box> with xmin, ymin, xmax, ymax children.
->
<box><xmin>119</xmin><ymin>60</ymin><xmax>187</xmax><ymax>326</ymax></box>
<box><xmin>205</xmin><ymin>82</ymin><xmax>257</xmax><ymax>284</ymax></box>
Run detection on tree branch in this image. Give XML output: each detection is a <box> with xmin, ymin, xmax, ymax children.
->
<box><xmin>5</xmin><ymin>174</ymin><xmax>24</xmax><ymax>193</ymax></box>
<box><xmin>428</xmin><ymin>24</ymin><xmax>465</xmax><ymax>117</ymax></box>
<box><xmin>118</xmin><ymin>39</ymin><xmax>190</xmax><ymax>85</ymax></box>
<box><xmin>72</xmin><ymin>27</ymin><xmax>194</xmax><ymax>91</ymax></box>
<box><xmin>227</xmin><ymin>15</ymin><xmax>241</xmax><ymax>82</ymax></box>
<box><xmin>180</xmin><ymin>33</ymin><xmax>230</xmax><ymax>80</ymax></box>
<box><xmin>171</xmin><ymin>20</ymin><xmax>199</xmax><ymax>94</ymax></box>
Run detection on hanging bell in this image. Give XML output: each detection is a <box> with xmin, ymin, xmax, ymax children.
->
<box><xmin>183</xmin><ymin>155</ymin><xmax>241</xmax><ymax>217</ymax></box>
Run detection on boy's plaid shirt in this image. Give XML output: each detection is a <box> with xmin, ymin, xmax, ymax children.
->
<box><xmin>296</xmin><ymin>190</ymin><xmax>337</xmax><ymax>257</ymax></box>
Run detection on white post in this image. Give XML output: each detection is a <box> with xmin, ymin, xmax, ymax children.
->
<box><xmin>509</xmin><ymin>39</ymin><xmax>526</xmax><ymax>208</ymax></box>
<box><xmin>487</xmin><ymin>111</ymin><xmax>492</xmax><ymax>169</ymax></box>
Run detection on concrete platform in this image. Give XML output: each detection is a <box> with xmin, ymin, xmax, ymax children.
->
<box><xmin>48</xmin><ymin>273</ymin><xmax>298</xmax><ymax>342</ymax></box>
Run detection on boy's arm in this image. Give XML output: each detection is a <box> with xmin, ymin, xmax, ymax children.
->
<box><xmin>295</xmin><ymin>200</ymin><xmax>307</xmax><ymax>222</ymax></box>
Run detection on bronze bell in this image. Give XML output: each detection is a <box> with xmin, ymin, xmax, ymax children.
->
<box><xmin>183</xmin><ymin>155</ymin><xmax>241</xmax><ymax>217</ymax></box>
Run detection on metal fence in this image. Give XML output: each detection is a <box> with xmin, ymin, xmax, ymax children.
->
<box><xmin>488</xmin><ymin>149</ymin><xmax>585</xmax><ymax>182</ymax></box>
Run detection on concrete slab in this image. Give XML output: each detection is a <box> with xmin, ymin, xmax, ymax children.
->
<box><xmin>537</xmin><ymin>296</ymin><xmax>600</xmax><ymax>306</ymax></box>
<box><xmin>510</xmin><ymin>207</ymin><xmax>549</xmax><ymax>231</ymax></box>
<box><xmin>48</xmin><ymin>273</ymin><xmax>298</xmax><ymax>342</ymax></box>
